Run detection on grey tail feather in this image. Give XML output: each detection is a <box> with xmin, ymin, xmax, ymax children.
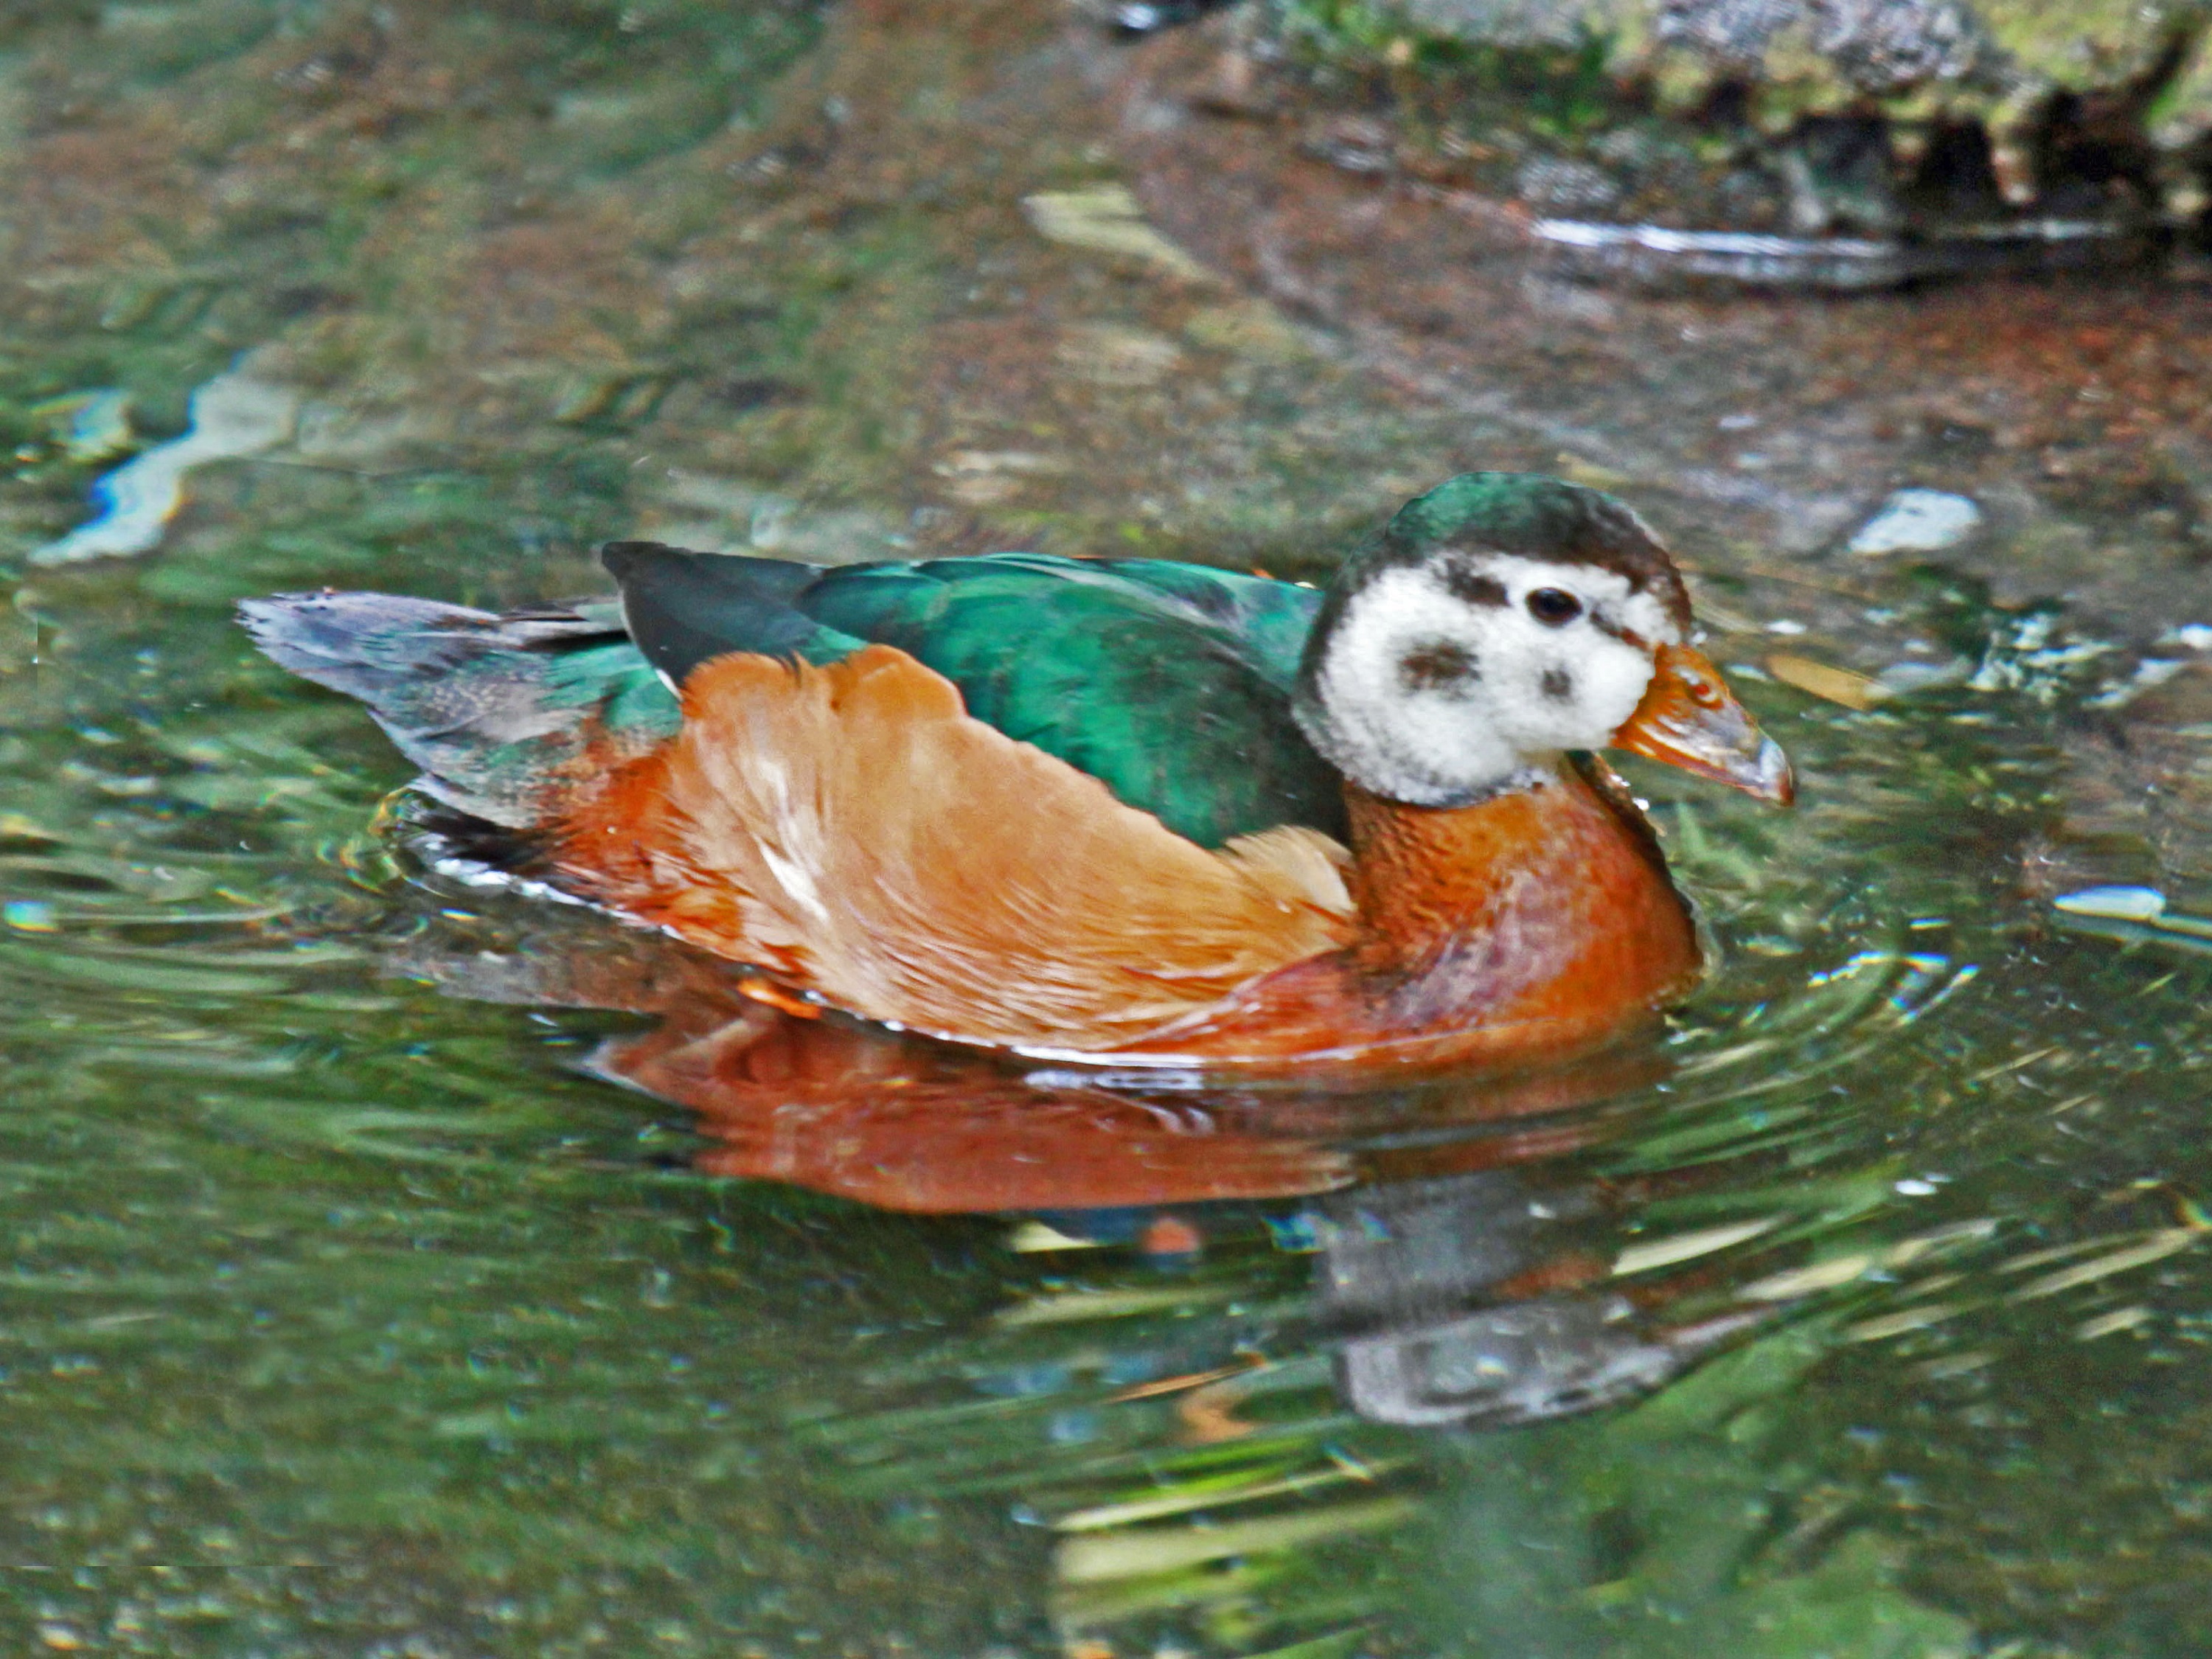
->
<box><xmin>238</xmin><ymin>591</ymin><xmax>667</xmax><ymax>830</ymax></box>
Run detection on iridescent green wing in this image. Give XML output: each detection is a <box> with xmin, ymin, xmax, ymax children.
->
<box><xmin>604</xmin><ymin>546</ymin><xmax>1340</xmax><ymax>848</ymax></box>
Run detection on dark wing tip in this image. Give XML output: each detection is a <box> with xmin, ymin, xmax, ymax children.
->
<box><xmin>597</xmin><ymin>540</ymin><xmax>839</xmax><ymax>681</ymax></box>
<box><xmin>600</xmin><ymin>539</ymin><xmax>720</xmax><ymax>582</ymax></box>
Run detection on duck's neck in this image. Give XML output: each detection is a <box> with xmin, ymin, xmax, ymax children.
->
<box><xmin>1339</xmin><ymin>761</ymin><xmax>1700</xmax><ymax>1022</ymax></box>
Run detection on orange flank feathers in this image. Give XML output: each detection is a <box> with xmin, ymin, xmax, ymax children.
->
<box><xmin>552</xmin><ymin>644</ymin><xmax>1705</xmax><ymax>1071</ymax></box>
<box><xmin>554</xmin><ymin>645</ymin><xmax>1357</xmax><ymax>1054</ymax></box>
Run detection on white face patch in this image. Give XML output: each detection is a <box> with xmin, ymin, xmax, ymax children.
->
<box><xmin>1296</xmin><ymin>552</ymin><xmax>1678</xmax><ymax>805</ymax></box>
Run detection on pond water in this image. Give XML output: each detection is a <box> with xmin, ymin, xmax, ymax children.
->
<box><xmin>3</xmin><ymin>3</ymin><xmax>2212</xmax><ymax>1655</ymax></box>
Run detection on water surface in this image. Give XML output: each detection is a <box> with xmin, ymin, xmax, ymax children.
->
<box><xmin>3</xmin><ymin>3</ymin><xmax>2211</xmax><ymax>1655</ymax></box>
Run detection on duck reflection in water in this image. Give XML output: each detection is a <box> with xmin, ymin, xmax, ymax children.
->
<box><xmin>397</xmin><ymin>898</ymin><xmax>1772</xmax><ymax>1434</ymax></box>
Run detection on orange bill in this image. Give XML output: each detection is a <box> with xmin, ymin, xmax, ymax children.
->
<box><xmin>1611</xmin><ymin>643</ymin><xmax>1795</xmax><ymax>804</ymax></box>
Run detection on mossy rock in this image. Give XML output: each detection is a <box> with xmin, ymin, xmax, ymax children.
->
<box><xmin>1249</xmin><ymin>0</ymin><xmax>2212</xmax><ymax>280</ymax></box>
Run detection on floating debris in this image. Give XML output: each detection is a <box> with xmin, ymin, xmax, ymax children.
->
<box><xmin>2052</xmin><ymin>886</ymin><xmax>2212</xmax><ymax>950</ymax></box>
<box><xmin>1766</xmin><ymin>653</ymin><xmax>1885</xmax><ymax>709</ymax></box>
<box><xmin>1612</xmin><ymin>1217</ymin><xmax>1778</xmax><ymax>1277</ymax></box>
<box><xmin>2016</xmin><ymin>1228</ymin><xmax>2203</xmax><ymax>1301</ymax></box>
<box><xmin>1021</xmin><ymin>184</ymin><xmax>1215</xmax><ymax>282</ymax></box>
<box><xmin>1006</xmin><ymin>1220</ymin><xmax>1099</xmax><ymax>1253</ymax></box>
<box><xmin>1180</xmin><ymin>300</ymin><xmax>1316</xmax><ymax>364</ymax></box>
<box><xmin>2053</xmin><ymin>886</ymin><xmax>2168</xmax><ymax>922</ymax></box>
<box><xmin>1846</xmin><ymin>1303</ymin><xmax>1960</xmax><ymax>1342</ymax></box>
<box><xmin>1846</xmin><ymin>489</ymin><xmax>1983</xmax><ymax>557</ymax></box>
<box><xmin>31</xmin><ymin>369</ymin><xmax>299</xmax><ymax>565</ymax></box>
<box><xmin>1738</xmin><ymin>1253</ymin><xmax>1874</xmax><ymax>1301</ymax></box>
<box><xmin>2076</xmin><ymin>1306</ymin><xmax>2153</xmax><ymax>1340</ymax></box>
<box><xmin>1054</xmin><ymin>1496</ymin><xmax>1416</xmax><ymax>1584</ymax></box>
<box><xmin>1051</xmin><ymin>1455</ymin><xmax>1400</xmax><ymax>1533</ymax></box>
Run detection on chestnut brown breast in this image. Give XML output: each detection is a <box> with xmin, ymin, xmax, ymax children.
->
<box><xmin>1121</xmin><ymin>763</ymin><xmax>1701</xmax><ymax>1070</ymax></box>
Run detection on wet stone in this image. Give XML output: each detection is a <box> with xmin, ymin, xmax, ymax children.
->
<box><xmin>1846</xmin><ymin>488</ymin><xmax>1984</xmax><ymax>555</ymax></box>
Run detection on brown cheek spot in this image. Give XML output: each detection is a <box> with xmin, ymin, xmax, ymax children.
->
<box><xmin>1540</xmin><ymin>667</ymin><xmax>1574</xmax><ymax>703</ymax></box>
<box><xmin>1399</xmin><ymin>640</ymin><xmax>1480</xmax><ymax>694</ymax></box>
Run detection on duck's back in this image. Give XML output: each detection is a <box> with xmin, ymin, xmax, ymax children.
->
<box><xmin>247</xmin><ymin>547</ymin><xmax>1346</xmax><ymax>849</ymax></box>
<box><xmin>603</xmin><ymin>545</ymin><xmax>1346</xmax><ymax>847</ymax></box>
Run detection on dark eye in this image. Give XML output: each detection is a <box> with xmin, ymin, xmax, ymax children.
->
<box><xmin>1526</xmin><ymin>588</ymin><xmax>1582</xmax><ymax>627</ymax></box>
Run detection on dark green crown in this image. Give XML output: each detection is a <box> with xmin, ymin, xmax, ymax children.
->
<box><xmin>1359</xmin><ymin>473</ymin><xmax>1691</xmax><ymax>631</ymax></box>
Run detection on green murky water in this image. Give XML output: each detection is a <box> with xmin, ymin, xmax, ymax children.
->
<box><xmin>4</xmin><ymin>4</ymin><xmax>2212</xmax><ymax>1655</ymax></box>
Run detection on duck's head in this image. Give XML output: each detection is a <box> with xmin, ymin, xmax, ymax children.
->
<box><xmin>1294</xmin><ymin>473</ymin><xmax>1794</xmax><ymax>807</ymax></box>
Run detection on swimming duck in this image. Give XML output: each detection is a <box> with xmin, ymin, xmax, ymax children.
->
<box><xmin>243</xmin><ymin>472</ymin><xmax>1790</xmax><ymax>1072</ymax></box>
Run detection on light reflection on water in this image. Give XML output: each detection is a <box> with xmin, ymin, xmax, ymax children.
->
<box><xmin>1</xmin><ymin>1</ymin><xmax>2211</xmax><ymax>1655</ymax></box>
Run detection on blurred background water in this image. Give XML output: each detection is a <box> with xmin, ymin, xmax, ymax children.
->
<box><xmin>2</xmin><ymin>2</ymin><xmax>2212</xmax><ymax>1655</ymax></box>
